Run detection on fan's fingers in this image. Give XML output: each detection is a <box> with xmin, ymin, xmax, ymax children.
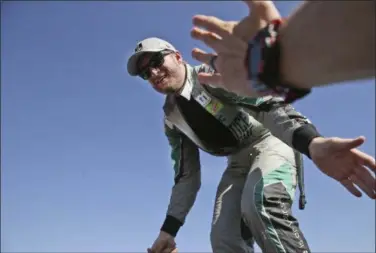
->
<box><xmin>191</xmin><ymin>27</ymin><xmax>224</xmax><ymax>53</ymax></box>
<box><xmin>197</xmin><ymin>72</ymin><xmax>223</xmax><ymax>85</ymax></box>
<box><xmin>192</xmin><ymin>15</ymin><xmax>232</xmax><ymax>38</ymax></box>
<box><xmin>192</xmin><ymin>48</ymin><xmax>217</xmax><ymax>65</ymax></box>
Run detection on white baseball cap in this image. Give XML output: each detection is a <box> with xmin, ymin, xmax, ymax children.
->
<box><xmin>127</xmin><ymin>37</ymin><xmax>177</xmax><ymax>76</ymax></box>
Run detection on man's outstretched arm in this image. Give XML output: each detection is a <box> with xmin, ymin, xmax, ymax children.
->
<box><xmin>237</xmin><ymin>95</ymin><xmax>321</xmax><ymax>158</ymax></box>
<box><xmin>235</xmin><ymin>94</ymin><xmax>376</xmax><ymax>199</ymax></box>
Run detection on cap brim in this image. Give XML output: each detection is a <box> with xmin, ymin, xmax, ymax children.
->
<box><xmin>126</xmin><ymin>48</ymin><xmax>164</xmax><ymax>76</ymax></box>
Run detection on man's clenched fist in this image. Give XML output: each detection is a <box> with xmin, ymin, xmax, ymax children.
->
<box><xmin>147</xmin><ymin>231</ymin><xmax>178</xmax><ymax>253</ymax></box>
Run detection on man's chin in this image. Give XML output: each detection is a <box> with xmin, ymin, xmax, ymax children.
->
<box><xmin>154</xmin><ymin>86</ymin><xmax>177</xmax><ymax>95</ymax></box>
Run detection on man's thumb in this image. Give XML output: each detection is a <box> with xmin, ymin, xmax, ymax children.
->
<box><xmin>339</xmin><ymin>136</ymin><xmax>365</xmax><ymax>149</ymax></box>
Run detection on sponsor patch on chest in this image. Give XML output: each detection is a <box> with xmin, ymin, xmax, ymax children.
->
<box><xmin>205</xmin><ymin>100</ymin><xmax>224</xmax><ymax>115</ymax></box>
<box><xmin>195</xmin><ymin>91</ymin><xmax>224</xmax><ymax>116</ymax></box>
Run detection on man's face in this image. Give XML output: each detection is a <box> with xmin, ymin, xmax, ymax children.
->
<box><xmin>137</xmin><ymin>50</ymin><xmax>185</xmax><ymax>94</ymax></box>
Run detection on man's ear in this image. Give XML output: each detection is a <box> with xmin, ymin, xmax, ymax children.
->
<box><xmin>174</xmin><ymin>51</ymin><xmax>184</xmax><ymax>63</ymax></box>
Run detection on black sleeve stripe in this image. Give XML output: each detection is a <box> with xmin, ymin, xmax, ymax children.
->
<box><xmin>292</xmin><ymin>124</ymin><xmax>322</xmax><ymax>158</ymax></box>
<box><xmin>161</xmin><ymin>215</ymin><xmax>183</xmax><ymax>237</ymax></box>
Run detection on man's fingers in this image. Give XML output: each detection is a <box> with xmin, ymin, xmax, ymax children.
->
<box><xmin>341</xmin><ymin>178</ymin><xmax>362</xmax><ymax>197</ymax></box>
<box><xmin>162</xmin><ymin>247</ymin><xmax>177</xmax><ymax>253</ymax></box>
<box><xmin>197</xmin><ymin>72</ymin><xmax>223</xmax><ymax>85</ymax></box>
<box><xmin>339</xmin><ymin>136</ymin><xmax>366</xmax><ymax>150</ymax></box>
<box><xmin>192</xmin><ymin>48</ymin><xmax>216</xmax><ymax>65</ymax></box>
<box><xmin>350</xmin><ymin>171</ymin><xmax>375</xmax><ymax>199</ymax></box>
<box><xmin>353</xmin><ymin>149</ymin><xmax>376</xmax><ymax>172</ymax></box>
<box><xmin>354</xmin><ymin>165</ymin><xmax>376</xmax><ymax>197</ymax></box>
<box><xmin>153</xmin><ymin>241</ymin><xmax>167</xmax><ymax>253</ymax></box>
<box><xmin>191</xmin><ymin>27</ymin><xmax>223</xmax><ymax>53</ymax></box>
<box><xmin>192</xmin><ymin>15</ymin><xmax>232</xmax><ymax>38</ymax></box>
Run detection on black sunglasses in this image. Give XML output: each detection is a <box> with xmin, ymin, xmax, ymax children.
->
<box><xmin>138</xmin><ymin>50</ymin><xmax>173</xmax><ymax>80</ymax></box>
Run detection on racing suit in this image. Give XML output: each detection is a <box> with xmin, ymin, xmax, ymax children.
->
<box><xmin>161</xmin><ymin>64</ymin><xmax>320</xmax><ymax>253</ymax></box>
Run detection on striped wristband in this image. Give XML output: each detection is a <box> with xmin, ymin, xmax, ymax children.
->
<box><xmin>245</xmin><ymin>19</ymin><xmax>311</xmax><ymax>103</ymax></box>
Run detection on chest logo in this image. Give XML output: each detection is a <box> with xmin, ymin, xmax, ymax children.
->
<box><xmin>206</xmin><ymin>100</ymin><xmax>224</xmax><ymax>115</ymax></box>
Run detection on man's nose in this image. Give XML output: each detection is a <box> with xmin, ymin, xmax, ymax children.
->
<box><xmin>149</xmin><ymin>67</ymin><xmax>160</xmax><ymax>77</ymax></box>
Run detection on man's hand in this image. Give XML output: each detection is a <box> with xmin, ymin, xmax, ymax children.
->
<box><xmin>147</xmin><ymin>231</ymin><xmax>178</xmax><ymax>253</ymax></box>
<box><xmin>309</xmin><ymin>136</ymin><xmax>376</xmax><ymax>198</ymax></box>
<box><xmin>190</xmin><ymin>0</ymin><xmax>281</xmax><ymax>97</ymax></box>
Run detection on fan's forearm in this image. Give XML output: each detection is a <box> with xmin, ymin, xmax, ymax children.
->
<box><xmin>280</xmin><ymin>1</ymin><xmax>375</xmax><ymax>89</ymax></box>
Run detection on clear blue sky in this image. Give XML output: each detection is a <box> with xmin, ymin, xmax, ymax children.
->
<box><xmin>1</xmin><ymin>1</ymin><xmax>375</xmax><ymax>252</ymax></box>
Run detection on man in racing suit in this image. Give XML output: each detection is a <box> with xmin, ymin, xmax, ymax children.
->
<box><xmin>127</xmin><ymin>37</ymin><xmax>318</xmax><ymax>253</ymax></box>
